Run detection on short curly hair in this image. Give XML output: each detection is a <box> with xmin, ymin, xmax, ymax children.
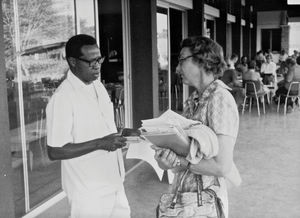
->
<box><xmin>180</xmin><ymin>36</ymin><xmax>226</xmax><ymax>78</ymax></box>
<box><xmin>248</xmin><ymin>60</ymin><xmax>256</xmax><ymax>69</ymax></box>
<box><xmin>286</xmin><ymin>57</ymin><xmax>296</xmax><ymax>66</ymax></box>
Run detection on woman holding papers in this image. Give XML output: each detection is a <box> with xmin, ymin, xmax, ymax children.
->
<box><xmin>154</xmin><ymin>36</ymin><xmax>240</xmax><ymax>218</ymax></box>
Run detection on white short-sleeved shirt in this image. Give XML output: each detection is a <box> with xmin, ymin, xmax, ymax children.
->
<box><xmin>46</xmin><ymin>71</ymin><xmax>125</xmax><ymax>200</ymax></box>
<box><xmin>261</xmin><ymin>62</ymin><xmax>277</xmax><ymax>76</ymax></box>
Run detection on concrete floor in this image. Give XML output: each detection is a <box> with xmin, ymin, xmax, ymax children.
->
<box><xmin>38</xmin><ymin>104</ymin><xmax>300</xmax><ymax>218</ymax></box>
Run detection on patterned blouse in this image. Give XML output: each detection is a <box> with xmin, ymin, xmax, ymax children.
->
<box><xmin>171</xmin><ymin>79</ymin><xmax>239</xmax><ymax>193</ymax></box>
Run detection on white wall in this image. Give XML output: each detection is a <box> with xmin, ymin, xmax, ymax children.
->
<box><xmin>289</xmin><ymin>21</ymin><xmax>300</xmax><ymax>55</ymax></box>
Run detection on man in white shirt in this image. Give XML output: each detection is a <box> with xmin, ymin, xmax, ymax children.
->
<box><xmin>279</xmin><ymin>49</ymin><xmax>288</xmax><ymax>63</ymax></box>
<box><xmin>46</xmin><ymin>34</ymin><xmax>130</xmax><ymax>218</ymax></box>
<box><xmin>260</xmin><ymin>54</ymin><xmax>277</xmax><ymax>85</ymax></box>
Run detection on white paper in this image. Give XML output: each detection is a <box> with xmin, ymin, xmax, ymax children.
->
<box><xmin>126</xmin><ymin>140</ymin><xmax>164</xmax><ymax>180</ymax></box>
<box><xmin>141</xmin><ymin>109</ymin><xmax>200</xmax><ymax>129</ymax></box>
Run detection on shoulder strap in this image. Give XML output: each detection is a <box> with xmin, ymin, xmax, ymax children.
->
<box><xmin>196</xmin><ymin>174</ymin><xmax>203</xmax><ymax>206</ymax></box>
<box><xmin>170</xmin><ymin>169</ymin><xmax>189</xmax><ymax>209</ymax></box>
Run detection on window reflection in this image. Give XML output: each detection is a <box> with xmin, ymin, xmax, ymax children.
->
<box><xmin>157</xmin><ymin>8</ymin><xmax>169</xmax><ymax>114</ymax></box>
<box><xmin>1</xmin><ymin>0</ymin><xmax>93</xmax><ymax>216</ymax></box>
<box><xmin>76</xmin><ymin>0</ymin><xmax>96</xmax><ymax>36</ymax></box>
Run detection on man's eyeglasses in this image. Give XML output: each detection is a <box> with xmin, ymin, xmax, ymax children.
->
<box><xmin>77</xmin><ymin>56</ymin><xmax>105</xmax><ymax>67</ymax></box>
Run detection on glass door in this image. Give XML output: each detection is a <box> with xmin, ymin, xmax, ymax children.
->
<box><xmin>1</xmin><ymin>0</ymin><xmax>97</xmax><ymax>216</ymax></box>
<box><xmin>157</xmin><ymin>6</ymin><xmax>185</xmax><ymax>114</ymax></box>
<box><xmin>170</xmin><ymin>8</ymin><xmax>184</xmax><ymax>112</ymax></box>
<box><xmin>157</xmin><ymin>7</ymin><xmax>170</xmax><ymax>114</ymax></box>
<box><xmin>98</xmin><ymin>0</ymin><xmax>125</xmax><ymax>130</ymax></box>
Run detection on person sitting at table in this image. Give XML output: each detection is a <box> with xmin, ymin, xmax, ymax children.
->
<box><xmin>236</xmin><ymin>55</ymin><xmax>248</xmax><ymax>77</ymax></box>
<box><xmin>260</xmin><ymin>54</ymin><xmax>277</xmax><ymax>85</ymax></box>
<box><xmin>265</xmin><ymin>49</ymin><xmax>274</xmax><ymax>62</ymax></box>
<box><xmin>243</xmin><ymin>60</ymin><xmax>269</xmax><ymax>95</ymax></box>
<box><xmin>277</xmin><ymin>58</ymin><xmax>294</xmax><ymax>88</ymax></box>
<box><xmin>291</xmin><ymin>50</ymin><xmax>299</xmax><ymax>59</ymax></box>
<box><xmin>221</xmin><ymin>53</ymin><xmax>241</xmax><ymax>87</ymax></box>
<box><xmin>255</xmin><ymin>50</ymin><xmax>266</xmax><ymax>71</ymax></box>
<box><xmin>275</xmin><ymin>57</ymin><xmax>300</xmax><ymax>111</ymax></box>
<box><xmin>221</xmin><ymin>54</ymin><xmax>243</xmax><ymax>106</ymax></box>
<box><xmin>278</xmin><ymin>49</ymin><xmax>288</xmax><ymax>64</ymax></box>
<box><xmin>277</xmin><ymin>60</ymin><xmax>289</xmax><ymax>80</ymax></box>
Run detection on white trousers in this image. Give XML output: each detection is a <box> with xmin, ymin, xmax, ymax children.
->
<box><xmin>70</xmin><ymin>188</ymin><xmax>130</xmax><ymax>218</ymax></box>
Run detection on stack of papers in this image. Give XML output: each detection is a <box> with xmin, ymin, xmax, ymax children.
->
<box><xmin>140</xmin><ymin>110</ymin><xmax>200</xmax><ymax>156</ymax></box>
<box><xmin>141</xmin><ymin>109</ymin><xmax>200</xmax><ymax>129</ymax></box>
<box><xmin>141</xmin><ymin>126</ymin><xmax>189</xmax><ymax>156</ymax></box>
<box><xmin>126</xmin><ymin>109</ymin><xmax>201</xmax><ymax>182</ymax></box>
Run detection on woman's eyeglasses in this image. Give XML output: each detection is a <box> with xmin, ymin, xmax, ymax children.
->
<box><xmin>77</xmin><ymin>56</ymin><xmax>105</xmax><ymax>67</ymax></box>
<box><xmin>178</xmin><ymin>52</ymin><xmax>202</xmax><ymax>64</ymax></box>
<box><xmin>178</xmin><ymin>55</ymin><xmax>194</xmax><ymax>64</ymax></box>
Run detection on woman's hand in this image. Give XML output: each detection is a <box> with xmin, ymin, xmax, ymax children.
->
<box><xmin>152</xmin><ymin>146</ymin><xmax>179</xmax><ymax>170</ymax></box>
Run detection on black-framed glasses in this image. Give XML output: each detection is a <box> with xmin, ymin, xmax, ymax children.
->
<box><xmin>77</xmin><ymin>56</ymin><xmax>105</xmax><ymax>67</ymax></box>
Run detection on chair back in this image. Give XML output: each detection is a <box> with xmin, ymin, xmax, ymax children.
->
<box><xmin>244</xmin><ymin>80</ymin><xmax>261</xmax><ymax>95</ymax></box>
<box><xmin>115</xmin><ymin>86</ymin><xmax>124</xmax><ymax>106</ymax></box>
<box><xmin>287</xmin><ymin>81</ymin><xmax>300</xmax><ymax>96</ymax></box>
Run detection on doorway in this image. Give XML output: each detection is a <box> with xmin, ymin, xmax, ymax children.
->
<box><xmin>98</xmin><ymin>0</ymin><xmax>126</xmax><ymax>129</ymax></box>
<box><xmin>261</xmin><ymin>28</ymin><xmax>281</xmax><ymax>52</ymax></box>
<box><xmin>156</xmin><ymin>6</ymin><xmax>185</xmax><ymax>114</ymax></box>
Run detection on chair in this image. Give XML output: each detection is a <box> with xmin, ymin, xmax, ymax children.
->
<box><xmin>277</xmin><ymin>81</ymin><xmax>300</xmax><ymax>115</ymax></box>
<box><xmin>242</xmin><ymin>81</ymin><xmax>267</xmax><ymax>116</ymax></box>
<box><xmin>114</xmin><ymin>87</ymin><xmax>125</xmax><ymax>129</ymax></box>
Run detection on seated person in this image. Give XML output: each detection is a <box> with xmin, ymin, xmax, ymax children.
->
<box><xmin>221</xmin><ymin>54</ymin><xmax>242</xmax><ymax>88</ymax></box>
<box><xmin>255</xmin><ymin>50</ymin><xmax>266</xmax><ymax>71</ymax></box>
<box><xmin>291</xmin><ymin>50</ymin><xmax>299</xmax><ymax>60</ymax></box>
<box><xmin>265</xmin><ymin>49</ymin><xmax>274</xmax><ymax>63</ymax></box>
<box><xmin>277</xmin><ymin>58</ymin><xmax>294</xmax><ymax>88</ymax></box>
<box><xmin>221</xmin><ymin>54</ymin><xmax>244</xmax><ymax>106</ymax></box>
<box><xmin>243</xmin><ymin>60</ymin><xmax>269</xmax><ymax>94</ymax></box>
<box><xmin>278</xmin><ymin>49</ymin><xmax>288</xmax><ymax>64</ymax></box>
<box><xmin>275</xmin><ymin>57</ymin><xmax>300</xmax><ymax>109</ymax></box>
<box><xmin>260</xmin><ymin>54</ymin><xmax>277</xmax><ymax>85</ymax></box>
<box><xmin>277</xmin><ymin>60</ymin><xmax>289</xmax><ymax>82</ymax></box>
<box><xmin>236</xmin><ymin>55</ymin><xmax>248</xmax><ymax>77</ymax></box>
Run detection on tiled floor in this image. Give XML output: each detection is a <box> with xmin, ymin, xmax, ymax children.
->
<box><xmin>38</xmin><ymin>104</ymin><xmax>300</xmax><ymax>218</ymax></box>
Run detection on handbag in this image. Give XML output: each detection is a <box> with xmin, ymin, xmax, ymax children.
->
<box><xmin>157</xmin><ymin>169</ymin><xmax>225</xmax><ymax>218</ymax></box>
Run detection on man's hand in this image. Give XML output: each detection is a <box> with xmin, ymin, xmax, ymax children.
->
<box><xmin>100</xmin><ymin>133</ymin><xmax>127</xmax><ymax>151</ymax></box>
<box><xmin>121</xmin><ymin>128</ymin><xmax>141</xmax><ymax>137</ymax></box>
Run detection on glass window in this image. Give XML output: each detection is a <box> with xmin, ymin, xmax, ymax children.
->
<box><xmin>76</xmin><ymin>0</ymin><xmax>96</xmax><ymax>36</ymax></box>
<box><xmin>289</xmin><ymin>22</ymin><xmax>300</xmax><ymax>55</ymax></box>
<box><xmin>157</xmin><ymin>8</ymin><xmax>169</xmax><ymax>114</ymax></box>
<box><xmin>1</xmin><ymin>0</ymin><xmax>95</xmax><ymax>216</ymax></box>
<box><xmin>20</xmin><ymin>0</ymin><xmax>75</xmax><ymax>51</ymax></box>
